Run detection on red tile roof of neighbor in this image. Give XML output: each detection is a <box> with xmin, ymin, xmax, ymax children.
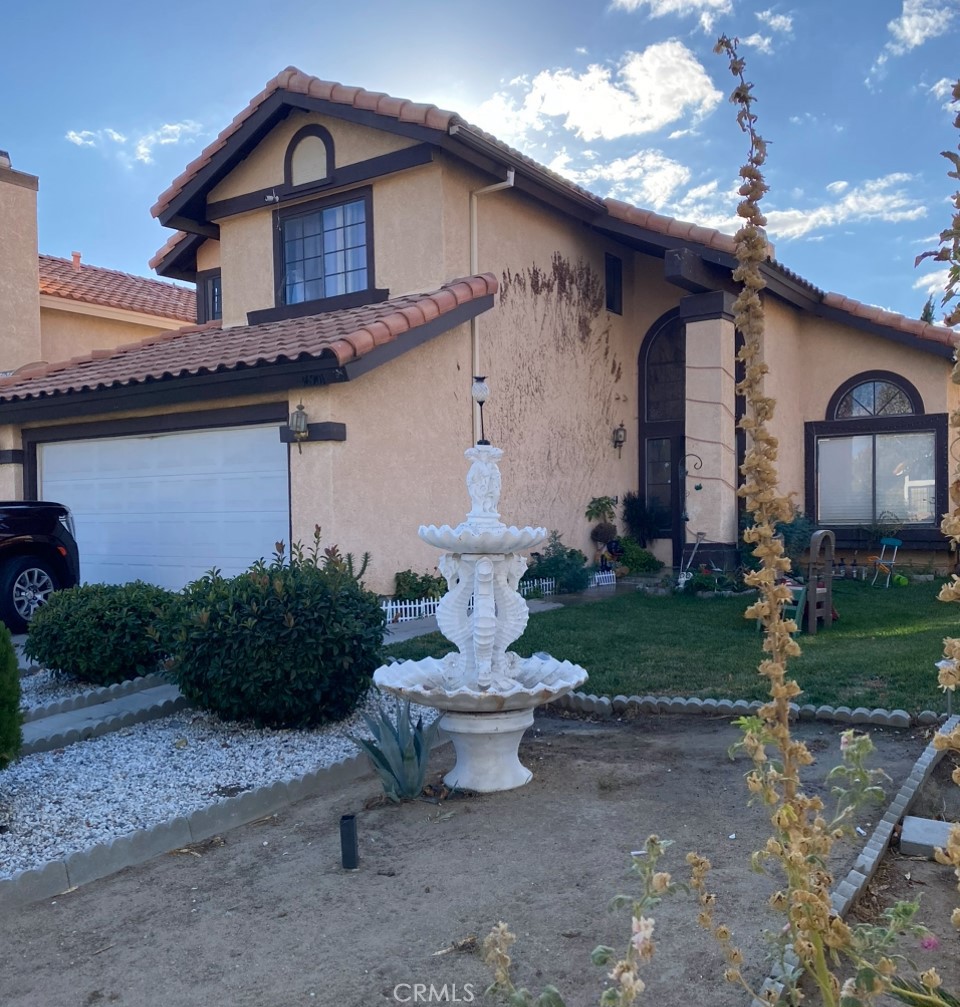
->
<box><xmin>148</xmin><ymin>67</ymin><xmax>958</xmax><ymax>352</ymax></box>
<box><xmin>39</xmin><ymin>254</ymin><xmax>196</xmax><ymax>323</ymax></box>
<box><xmin>0</xmin><ymin>274</ymin><xmax>497</xmax><ymax>403</ymax></box>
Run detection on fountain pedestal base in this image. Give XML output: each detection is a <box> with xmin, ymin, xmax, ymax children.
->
<box><xmin>439</xmin><ymin>708</ymin><xmax>535</xmax><ymax>792</ymax></box>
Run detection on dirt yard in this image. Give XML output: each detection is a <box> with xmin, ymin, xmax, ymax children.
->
<box><xmin>0</xmin><ymin>712</ymin><xmax>949</xmax><ymax>1007</ymax></box>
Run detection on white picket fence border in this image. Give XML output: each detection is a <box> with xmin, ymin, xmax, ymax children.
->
<box><xmin>380</xmin><ymin>571</ymin><xmax>614</xmax><ymax>623</ymax></box>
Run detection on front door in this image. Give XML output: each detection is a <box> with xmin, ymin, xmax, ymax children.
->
<box><xmin>639</xmin><ymin>314</ymin><xmax>685</xmax><ymax>569</ymax></box>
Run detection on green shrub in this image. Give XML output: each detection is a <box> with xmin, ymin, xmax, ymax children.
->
<box><xmin>24</xmin><ymin>581</ymin><xmax>174</xmax><ymax>686</ymax></box>
<box><xmin>394</xmin><ymin>568</ymin><xmax>446</xmax><ymax>601</ymax></box>
<box><xmin>619</xmin><ymin>537</ymin><xmax>664</xmax><ymax>574</ymax></box>
<box><xmin>0</xmin><ymin>623</ymin><xmax>21</xmax><ymax>770</ymax></box>
<box><xmin>351</xmin><ymin>698</ymin><xmax>440</xmax><ymax>802</ymax></box>
<box><xmin>621</xmin><ymin>492</ymin><xmax>669</xmax><ymax>547</ymax></box>
<box><xmin>524</xmin><ymin>531</ymin><xmax>590</xmax><ymax>594</ymax></box>
<box><xmin>166</xmin><ymin>537</ymin><xmax>385</xmax><ymax>729</ymax></box>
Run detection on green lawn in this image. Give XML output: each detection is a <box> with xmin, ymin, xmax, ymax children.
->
<box><xmin>382</xmin><ymin>579</ymin><xmax>959</xmax><ymax>714</ymax></box>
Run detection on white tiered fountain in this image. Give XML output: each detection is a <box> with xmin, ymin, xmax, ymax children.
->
<box><xmin>373</xmin><ymin>383</ymin><xmax>588</xmax><ymax>792</ymax></box>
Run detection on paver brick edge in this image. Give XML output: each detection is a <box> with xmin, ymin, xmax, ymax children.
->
<box><xmin>0</xmin><ymin>751</ymin><xmax>376</xmax><ymax>911</ymax></box>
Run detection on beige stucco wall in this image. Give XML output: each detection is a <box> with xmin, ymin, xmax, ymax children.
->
<box><xmin>0</xmin><ymin>166</ymin><xmax>41</xmax><ymax>372</ymax></box>
<box><xmin>39</xmin><ymin>307</ymin><xmax>176</xmax><ymax>364</ymax></box>
<box><xmin>196</xmin><ymin>239</ymin><xmax>220</xmax><ymax>272</ymax></box>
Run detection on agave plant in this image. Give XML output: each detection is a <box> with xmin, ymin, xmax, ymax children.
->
<box><xmin>351</xmin><ymin>697</ymin><xmax>440</xmax><ymax>803</ymax></box>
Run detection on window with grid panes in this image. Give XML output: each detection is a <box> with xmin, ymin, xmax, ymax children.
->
<box><xmin>282</xmin><ymin>197</ymin><xmax>368</xmax><ymax>305</ymax></box>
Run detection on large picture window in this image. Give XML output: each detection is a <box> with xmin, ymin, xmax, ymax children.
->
<box><xmin>805</xmin><ymin>370</ymin><xmax>947</xmax><ymax>547</ymax></box>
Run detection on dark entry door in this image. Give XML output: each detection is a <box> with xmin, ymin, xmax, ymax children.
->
<box><xmin>639</xmin><ymin>315</ymin><xmax>685</xmax><ymax>568</ymax></box>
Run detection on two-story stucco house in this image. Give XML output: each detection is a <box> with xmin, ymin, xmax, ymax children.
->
<box><xmin>0</xmin><ymin>70</ymin><xmax>956</xmax><ymax>594</ymax></box>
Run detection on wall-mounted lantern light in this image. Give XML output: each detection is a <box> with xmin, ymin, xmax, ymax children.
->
<box><xmin>612</xmin><ymin>422</ymin><xmax>627</xmax><ymax>458</ymax></box>
<box><xmin>289</xmin><ymin>401</ymin><xmax>309</xmax><ymax>454</ymax></box>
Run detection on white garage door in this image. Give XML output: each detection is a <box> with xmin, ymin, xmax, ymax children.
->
<box><xmin>38</xmin><ymin>425</ymin><xmax>290</xmax><ymax>590</ymax></box>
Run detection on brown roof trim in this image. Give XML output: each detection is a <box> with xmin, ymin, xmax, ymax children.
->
<box><xmin>148</xmin><ymin>230</ymin><xmax>207</xmax><ymax>282</ymax></box>
<box><xmin>0</xmin><ymin>275</ymin><xmax>497</xmax><ymax>423</ymax></box>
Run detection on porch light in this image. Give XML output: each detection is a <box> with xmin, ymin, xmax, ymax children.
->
<box><xmin>289</xmin><ymin>401</ymin><xmax>309</xmax><ymax>454</ymax></box>
<box><xmin>612</xmin><ymin>422</ymin><xmax>627</xmax><ymax>458</ymax></box>
<box><xmin>472</xmin><ymin>376</ymin><xmax>490</xmax><ymax>445</ymax></box>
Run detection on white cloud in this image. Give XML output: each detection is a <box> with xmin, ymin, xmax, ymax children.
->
<box><xmin>555</xmin><ymin>149</ymin><xmax>692</xmax><ymax>208</ymax></box>
<box><xmin>869</xmin><ymin>1</ymin><xmax>956</xmax><ymax>82</ymax></box>
<box><xmin>65</xmin><ymin>130</ymin><xmax>97</xmax><ymax>148</ymax></box>
<box><xmin>764</xmin><ymin>174</ymin><xmax>926</xmax><ymax>240</ymax></box>
<box><xmin>472</xmin><ymin>42</ymin><xmax>721</xmax><ymax>145</ymax></box>
<box><xmin>133</xmin><ymin>121</ymin><xmax>202</xmax><ymax>164</ymax></box>
<box><xmin>64</xmin><ymin>120</ymin><xmax>201</xmax><ymax>166</ymax></box>
<box><xmin>930</xmin><ymin>76</ymin><xmax>954</xmax><ymax>99</ymax></box>
<box><xmin>913</xmin><ymin>267</ymin><xmax>951</xmax><ymax>297</ymax></box>
<box><xmin>741</xmin><ymin>33</ymin><xmax>773</xmax><ymax>54</ymax></box>
<box><xmin>610</xmin><ymin>0</ymin><xmax>731</xmax><ymax>16</ymax></box>
<box><xmin>756</xmin><ymin>9</ymin><xmax>793</xmax><ymax>32</ymax></box>
<box><xmin>826</xmin><ymin>180</ymin><xmax>849</xmax><ymax>195</ymax></box>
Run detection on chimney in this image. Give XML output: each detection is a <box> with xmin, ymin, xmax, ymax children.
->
<box><xmin>0</xmin><ymin>150</ymin><xmax>42</xmax><ymax>370</ymax></box>
<box><xmin>72</xmin><ymin>251</ymin><xmax>81</xmax><ymax>272</ymax></box>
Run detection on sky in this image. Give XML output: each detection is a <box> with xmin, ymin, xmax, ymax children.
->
<box><xmin>2</xmin><ymin>0</ymin><xmax>958</xmax><ymax>324</ymax></box>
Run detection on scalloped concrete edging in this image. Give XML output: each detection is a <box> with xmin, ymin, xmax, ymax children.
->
<box><xmin>20</xmin><ymin>685</ymin><xmax>189</xmax><ymax>757</ymax></box>
<box><xmin>0</xmin><ymin>751</ymin><xmax>376</xmax><ymax>911</ymax></box>
<box><xmin>21</xmin><ymin>673</ymin><xmax>170</xmax><ymax>723</ymax></box>
<box><xmin>549</xmin><ymin>690</ymin><xmax>948</xmax><ymax>729</ymax></box>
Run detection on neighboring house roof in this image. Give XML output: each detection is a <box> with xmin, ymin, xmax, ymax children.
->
<box><xmin>148</xmin><ymin>66</ymin><xmax>958</xmax><ymax>355</ymax></box>
<box><xmin>39</xmin><ymin>254</ymin><xmax>196</xmax><ymax>323</ymax></box>
<box><xmin>0</xmin><ymin>274</ymin><xmax>496</xmax><ymax>409</ymax></box>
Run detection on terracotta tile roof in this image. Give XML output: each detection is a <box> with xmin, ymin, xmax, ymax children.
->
<box><xmin>602</xmin><ymin>199</ymin><xmax>739</xmax><ymax>257</ymax></box>
<box><xmin>39</xmin><ymin>254</ymin><xmax>196</xmax><ymax>323</ymax></box>
<box><xmin>148</xmin><ymin>66</ymin><xmax>956</xmax><ymax>356</ymax></box>
<box><xmin>823</xmin><ymin>291</ymin><xmax>960</xmax><ymax>349</ymax></box>
<box><xmin>148</xmin><ymin>231</ymin><xmax>190</xmax><ymax>271</ymax></box>
<box><xmin>151</xmin><ymin>67</ymin><xmax>460</xmax><ymax>220</ymax></box>
<box><xmin>0</xmin><ymin>274</ymin><xmax>497</xmax><ymax>404</ymax></box>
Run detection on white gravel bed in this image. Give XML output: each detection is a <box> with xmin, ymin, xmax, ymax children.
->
<box><xmin>0</xmin><ymin>690</ymin><xmax>438</xmax><ymax>879</ymax></box>
<box><xmin>18</xmin><ymin>668</ymin><xmax>97</xmax><ymax>712</ymax></box>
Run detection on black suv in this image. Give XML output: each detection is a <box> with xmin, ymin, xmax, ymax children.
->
<box><xmin>0</xmin><ymin>501</ymin><xmax>80</xmax><ymax>632</ymax></box>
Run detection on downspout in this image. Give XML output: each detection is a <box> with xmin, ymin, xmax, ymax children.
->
<box><xmin>468</xmin><ymin>166</ymin><xmax>515</xmax><ymax>442</ymax></box>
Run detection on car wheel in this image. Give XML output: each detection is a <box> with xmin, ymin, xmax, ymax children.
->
<box><xmin>0</xmin><ymin>557</ymin><xmax>60</xmax><ymax>633</ymax></box>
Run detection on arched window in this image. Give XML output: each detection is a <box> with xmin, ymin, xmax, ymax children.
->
<box><xmin>807</xmin><ymin>370</ymin><xmax>945</xmax><ymax>538</ymax></box>
<box><xmin>283</xmin><ymin>125</ymin><xmax>334</xmax><ymax>189</ymax></box>
<box><xmin>833</xmin><ymin>377</ymin><xmax>916</xmax><ymax>418</ymax></box>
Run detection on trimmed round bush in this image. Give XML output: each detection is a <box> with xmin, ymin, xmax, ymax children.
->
<box><xmin>166</xmin><ymin>553</ymin><xmax>385</xmax><ymax>729</ymax></box>
<box><xmin>619</xmin><ymin>537</ymin><xmax>664</xmax><ymax>574</ymax></box>
<box><xmin>0</xmin><ymin>622</ymin><xmax>21</xmax><ymax>769</ymax></box>
<box><xmin>24</xmin><ymin>581</ymin><xmax>174</xmax><ymax>685</ymax></box>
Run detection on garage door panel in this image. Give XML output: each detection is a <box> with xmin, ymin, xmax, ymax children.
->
<box><xmin>38</xmin><ymin>426</ymin><xmax>290</xmax><ymax>590</ymax></box>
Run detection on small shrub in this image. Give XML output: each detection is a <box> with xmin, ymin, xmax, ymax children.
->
<box><xmin>682</xmin><ymin>571</ymin><xmax>718</xmax><ymax>594</ymax></box>
<box><xmin>166</xmin><ymin>534</ymin><xmax>385</xmax><ymax>729</ymax></box>
<box><xmin>24</xmin><ymin>581</ymin><xmax>174</xmax><ymax>686</ymax></box>
<box><xmin>0</xmin><ymin>622</ymin><xmax>21</xmax><ymax>770</ymax></box>
<box><xmin>618</xmin><ymin>536</ymin><xmax>664</xmax><ymax>574</ymax></box>
<box><xmin>525</xmin><ymin>531</ymin><xmax>590</xmax><ymax>594</ymax></box>
<box><xmin>394</xmin><ymin>568</ymin><xmax>446</xmax><ymax>601</ymax></box>
<box><xmin>622</xmin><ymin>491</ymin><xmax>669</xmax><ymax>547</ymax></box>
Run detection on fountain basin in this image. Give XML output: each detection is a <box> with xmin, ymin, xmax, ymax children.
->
<box><xmin>374</xmin><ymin>653</ymin><xmax>587</xmax><ymax>713</ymax></box>
<box><xmin>418</xmin><ymin>523</ymin><xmax>547</xmax><ymax>554</ymax></box>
